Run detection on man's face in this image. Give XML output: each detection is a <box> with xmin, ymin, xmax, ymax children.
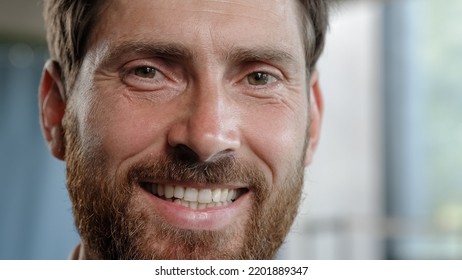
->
<box><xmin>42</xmin><ymin>0</ymin><xmax>322</xmax><ymax>259</ymax></box>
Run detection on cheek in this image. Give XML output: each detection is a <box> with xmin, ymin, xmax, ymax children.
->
<box><xmin>242</xmin><ymin>104</ymin><xmax>308</xmax><ymax>182</ymax></box>
<box><xmin>80</xmin><ymin>96</ymin><xmax>168</xmax><ymax>163</ymax></box>
<box><xmin>105</xmin><ymin>114</ymin><xmax>158</xmax><ymax>159</ymax></box>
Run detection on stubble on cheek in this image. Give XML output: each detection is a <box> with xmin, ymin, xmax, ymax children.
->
<box><xmin>62</xmin><ymin>108</ymin><xmax>306</xmax><ymax>259</ymax></box>
<box><xmin>62</xmin><ymin>109</ymin><xmax>128</xmax><ymax>259</ymax></box>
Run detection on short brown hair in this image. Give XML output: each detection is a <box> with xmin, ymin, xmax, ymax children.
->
<box><xmin>43</xmin><ymin>0</ymin><xmax>329</xmax><ymax>94</ymax></box>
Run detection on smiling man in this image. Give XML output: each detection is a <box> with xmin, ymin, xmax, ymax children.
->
<box><xmin>39</xmin><ymin>0</ymin><xmax>328</xmax><ymax>259</ymax></box>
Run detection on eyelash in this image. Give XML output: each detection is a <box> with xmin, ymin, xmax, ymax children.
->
<box><xmin>124</xmin><ymin>65</ymin><xmax>163</xmax><ymax>79</ymax></box>
<box><xmin>120</xmin><ymin>63</ymin><xmax>171</xmax><ymax>91</ymax></box>
<box><xmin>132</xmin><ymin>66</ymin><xmax>158</xmax><ymax>78</ymax></box>
<box><xmin>246</xmin><ymin>71</ymin><xmax>278</xmax><ymax>86</ymax></box>
<box><xmin>120</xmin><ymin>60</ymin><xmax>282</xmax><ymax>93</ymax></box>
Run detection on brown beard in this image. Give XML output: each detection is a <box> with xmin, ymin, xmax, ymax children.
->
<box><xmin>63</xmin><ymin>112</ymin><xmax>305</xmax><ymax>259</ymax></box>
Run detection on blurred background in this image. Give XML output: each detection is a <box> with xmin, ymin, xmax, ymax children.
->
<box><xmin>0</xmin><ymin>0</ymin><xmax>461</xmax><ymax>259</ymax></box>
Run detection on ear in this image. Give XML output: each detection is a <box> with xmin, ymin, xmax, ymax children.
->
<box><xmin>39</xmin><ymin>60</ymin><xmax>66</xmax><ymax>160</ymax></box>
<box><xmin>304</xmin><ymin>70</ymin><xmax>324</xmax><ymax>166</ymax></box>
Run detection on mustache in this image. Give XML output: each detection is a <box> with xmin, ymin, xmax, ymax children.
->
<box><xmin>126</xmin><ymin>154</ymin><xmax>266</xmax><ymax>188</ymax></box>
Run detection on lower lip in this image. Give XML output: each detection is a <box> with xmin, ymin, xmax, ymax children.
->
<box><xmin>138</xmin><ymin>185</ymin><xmax>251</xmax><ymax>231</ymax></box>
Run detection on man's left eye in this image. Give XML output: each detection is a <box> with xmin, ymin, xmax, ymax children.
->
<box><xmin>133</xmin><ymin>66</ymin><xmax>158</xmax><ymax>78</ymax></box>
<box><xmin>247</xmin><ymin>72</ymin><xmax>276</xmax><ymax>86</ymax></box>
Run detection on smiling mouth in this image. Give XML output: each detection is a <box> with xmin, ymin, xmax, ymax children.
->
<box><xmin>139</xmin><ymin>182</ymin><xmax>248</xmax><ymax>210</ymax></box>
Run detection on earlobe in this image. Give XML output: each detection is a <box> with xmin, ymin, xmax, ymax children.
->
<box><xmin>304</xmin><ymin>70</ymin><xmax>324</xmax><ymax>166</ymax></box>
<box><xmin>39</xmin><ymin>60</ymin><xmax>67</xmax><ymax>160</ymax></box>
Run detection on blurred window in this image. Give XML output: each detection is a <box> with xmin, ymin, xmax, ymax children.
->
<box><xmin>0</xmin><ymin>42</ymin><xmax>78</xmax><ymax>259</ymax></box>
<box><xmin>384</xmin><ymin>0</ymin><xmax>462</xmax><ymax>259</ymax></box>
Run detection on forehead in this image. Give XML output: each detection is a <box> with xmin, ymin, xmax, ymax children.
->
<box><xmin>89</xmin><ymin>0</ymin><xmax>305</xmax><ymax>60</ymax></box>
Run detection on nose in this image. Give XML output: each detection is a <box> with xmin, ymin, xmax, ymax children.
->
<box><xmin>167</xmin><ymin>82</ymin><xmax>241</xmax><ymax>163</ymax></box>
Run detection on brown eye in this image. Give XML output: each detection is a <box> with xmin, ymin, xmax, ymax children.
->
<box><xmin>247</xmin><ymin>72</ymin><xmax>274</xmax><ymax>85</ymax></box>
<box><xmin>134</xmin><ymin>66</ymin><xmax>157</xmax><ymax>78</ymax></box>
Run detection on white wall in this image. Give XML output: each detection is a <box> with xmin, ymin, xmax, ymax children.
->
<box><xmin>0</xmin><ymin>0</ymin><xmax>44</xmax><ymax>38</ymax></box>
<box><xmin>282</xmin><ymin>0</ymin><xmax>385</xmax><ymax>259</ymax></box>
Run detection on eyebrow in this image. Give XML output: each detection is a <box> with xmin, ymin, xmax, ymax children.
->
<box><xmin>224</xmin><ymin>46</ymin><xmax>298</xmax><ymax>68</ymax></box>
<box><xmin>99</xmin><ymin>41</ymin><xmax>298</xmax><ymax>70</ymax></box>
<box><xmin>99</xmin><ymin>41</ymin><xmax>194</xmax><ymax>68</ymax></box>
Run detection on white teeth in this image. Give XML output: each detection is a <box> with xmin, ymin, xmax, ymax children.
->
<box><xmin>165</xmin><ymin>185</ymin><xmax>174</xmax><ymax>199</ymax></box>
<box><xmin>198</xmin><ymin>189</ymin><xmax>212</xmax><ymax>203</ymax></box>
<box><xmin>181</xmin><ymin>200</ymin><xmax>189</xmax><ymax>207</ymax></box>
<box><xmin>220</xmin><ymin>189</ymin><xmax>228</xmax><ymax>202</ymax></box>
<box><xmin>212</xmin><ymin>189</ymin><xmax>221</xmax><ymax>202</ymax></box>
<box><xmin>227</xmin><ymin>189</ymin><xmax>235</xmax><ymax>201</ymax></box>
<box><xmin>184</xmin><ymin>187</ymin><xmax>198</xmax><ymax>202</ymax></box>
<box><xmin>146</xmin><ymin>183</ymin><xmax>244</xmax><ymax>210</ymax></box>
<box><xmin>189</xmin><ymin>201</ymin><xmax>198</xmax><ymax>210</ymax></box>
<box><xmin>173</xmin><ymin>199</ymin><xmax>226</xmax><ymax>210</ymax></box>
<box><xmin>174</xmin><ymin>185</ymin><xmax>185</xmax><ymax>199</ymax></box>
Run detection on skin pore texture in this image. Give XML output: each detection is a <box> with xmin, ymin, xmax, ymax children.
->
<box><xmin>40</xmin><ymin>0</ymin><xmax>323</xmax><ymax>259</ymax></box>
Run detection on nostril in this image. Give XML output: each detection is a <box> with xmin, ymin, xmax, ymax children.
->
<box><xmin>171</xmin><ymin>144</ymin><xmax>200</xmax><ymax>163</ymax></box>
<box><xmin>170</xmin><ymin>144</ymin><xmax>235</xmax><ymax>164</ymax></box>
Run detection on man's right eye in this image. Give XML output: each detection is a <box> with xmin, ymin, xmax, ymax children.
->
<box><xmin>121</xmin><ymin>63</ymin><xmax>170</xmax><ymax>91</ymax></box>
<box><xmin>133</xmin><ymin>66</ymin><xmax>157</xmax><ymax>79</ymax></box>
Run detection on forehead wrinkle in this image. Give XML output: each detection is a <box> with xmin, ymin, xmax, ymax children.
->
<box><xmin>180</xmin><ymin>0</ymin><xmax>285</xmax><ymax>23</ymax></box>
<box><xmin>185</xmin><ymin>9</ymin><xmax>279</xmax><ymax>23</ymax></box>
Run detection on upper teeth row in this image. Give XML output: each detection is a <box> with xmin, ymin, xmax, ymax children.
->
<box><xmin>150</xmin><ymin>184</ymin><xmax>239</xmax><ymax>204</ymax></box>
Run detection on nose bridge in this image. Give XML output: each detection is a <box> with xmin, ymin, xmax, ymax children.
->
<box><xmin>191</xmin><ymin>80</ymin><xmax>226</xmax><ymax>137</ymax></box>
<box><xmin>168</xmin><ymin>74</ymin><xmax>240</xmax><ymax>162</ymax></box>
